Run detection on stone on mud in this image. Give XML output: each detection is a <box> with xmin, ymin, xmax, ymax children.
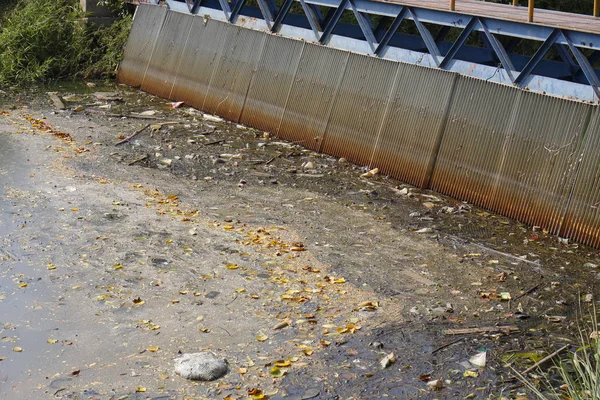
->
<box><xmin>174</xmin><ymin>352</ymin><xmax>228</xmax><ymax>381</ymax></box>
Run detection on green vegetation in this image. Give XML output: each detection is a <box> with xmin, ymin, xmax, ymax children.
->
<box><xmin>0</xmin><ymin>0</ymin><xmax>132</xmax><ymax>86</ymax></box>
<box><xmin>515</xmin><ymin>307</ymin><xmax>600</xmax><ymax>399</ymax></box>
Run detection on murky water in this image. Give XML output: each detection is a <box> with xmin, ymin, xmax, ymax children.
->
<box><xmin>0</xmin><ymin>132</ymin><xmax>58</xmax><ymax>393</ymax></box>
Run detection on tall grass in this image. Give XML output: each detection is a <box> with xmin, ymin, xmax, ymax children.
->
<box><xmin>515</xmin><ymin>307</ymin><xmax>600</xmax><ymax>399</ymax></box>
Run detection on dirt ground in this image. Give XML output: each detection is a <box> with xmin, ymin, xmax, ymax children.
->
<box><xmin>0</xmin><ymin>82</ymin><xmax>599</xmax><ymax>400</ymax></box>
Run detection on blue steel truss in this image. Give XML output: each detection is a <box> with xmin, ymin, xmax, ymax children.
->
<box><xmin>139</xmin><ymin>0</ymin><xmax>600</xmax><ymax>102</ymax></box>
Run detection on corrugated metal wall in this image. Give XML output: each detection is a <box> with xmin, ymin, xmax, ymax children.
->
<box><xmin>118</xmin><ymin>4</ymin><xmax>600</xmax><ymax>248</ymax></box>
<box><xmin>140</xmin><ymin>11</ymin><xmax>194</xmax><ymax>99</ymax></box>
<box><xmin>240</xmin><ymin>36</ymin><xmax>305</xmax><ymax>133</ymax></box>
<box><xmin>561</xmin><ymin>108</ymin><xmax>600</xmax><ymax>247</ymax></box>
<box><xmin>371</xmin><ymin>64</ymin><xmax>457</xmax><ymax>188</ymax></box>
<box><xmin>320</xmin><ymin>54</ymin><xmax>398</xmax><ymax>167</ymax></box>
<box><xmin>118</xmin><ymin>4</ymin><xmax>167</xmax><ymax>87</ymax></box>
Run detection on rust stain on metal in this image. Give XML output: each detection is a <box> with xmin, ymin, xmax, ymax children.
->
<box><xmin>371</xmin><ymin>64</ymin><xmax>457</xmax><ymax>188</ymax></box>
<box><xmin>140</xmin><ymin>11</ymin><xmax>194</xmax><ymax>99</ymax></box>
<box><xmin>431</xmin><ymin>77</ymin><xmax>522</xmax><ymax>210</ymax></box>
<box><xmin>117</xmin><ymin>4</ymin><xmax>167</xmax><ymax>87</ymax></box>
<box><xmin>489</xmin><ymin>91</ymin><xmax>589</xmax><ymax>233</ymax></box>
<box><xmin>277</xmin><ymin>44</ymin><xmax>349</xmax><ymax>151</ymax></box>
<box><xmin>170</xmin><ymin>19</ymin><xmax>229</xmax><ymax>111</ymax></box>
<box><xmin>202</xmin><ymin>25</ymin><xmax>266</xmax><ymax>122</ymax></box>
<box><xmin>560</xmin><ymin>107</ymin><xmax>600</xmax><ymax>247</ymax></box>
<box><xmin>240</xmin><ymin>36</ymin><xmax>305</xmax><ymax>134</ymax></box>
<box><xmin>320</xmin><ymin>53</ymin><xmax>398</xmax><ymax>167</ymax></box>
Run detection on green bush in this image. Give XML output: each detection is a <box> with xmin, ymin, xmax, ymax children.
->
<box><xmin>0</xmin><ymin>0</ymin><xmax>132</xmax><ymax>86</ymax></box>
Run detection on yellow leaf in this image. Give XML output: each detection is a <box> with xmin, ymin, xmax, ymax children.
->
<box><xmin>159</xmin><ymin>374</ymin><xmax>169</xmax><ymax>380</ymax></box>
<box><xmin>47</xmin><ymin>339</ymin><xmax>58</xmax><ymax>344</ymax></box>
<box><xmin>147</xmin><ymin>346</ymin><xmax>160</xmax><ymax>352</ymax></box>
<box><xmin>113</xmin><ymin>263</ymin><xmax>122</xmax><ymax>270</ymax></box>
<box><xmin>136</xmin><ymin>387</ymin><xmax>146</xmax><ymax>393</ymax></box>
<box><xmin>12</xmin><ymin>347</ymin><xmax>22</xmax><ymax>352</ymax></box>
<box><xmin>225</xmin><ymin>263</ymin><xmax>239</xmax><ymax>270</ymax></box>
<box><xmin>200</xmin><ymin>328</ymin><xmax>211</xmax><ymax>333</ymax></box>
<box><xmin>235</xmin><ymin>288</ymin><xmax>246</xmax><ymax>293</ymax></box>
<box><xmin>224</xmin><ymin>224</ymin><xmax>234</xmax><ymax>230</ymax></box>
<box><xmin>256</xmin><ymin>333</ymin><xmax>268</xmax><ymax>342</ymax></box>
<box><xmin>270</xmin><ymin>366</ymin><xmax>285</xmax><ymax>378</ymax></box>
<box><xmin>46</xmin><ymin>262</ymin><xmax>56</xmax><ymax>270</ymax></box>
<box><xmin>99</xmin><ymin>180</ymin><xmax>107</xmax><ymax>184</ymax></box>
<box><xmin>96</xmin><ymin>294</ymin><xmax>110</xmax><ymax>301</ymax></box>
<box><xmin>238</xmin><ymin>367</ymin><xmax>247</xmax><ymax>375</ymax></box>
<box><xmin>274</xmin><ymin>360</ymin><xmax>291</xmax><ymax>367</ymax></box>
<box><xmin>18</xmin><ymin>282</ymin><xmax>27</xmax><ymax>288</ymax></box>
<box><xmin>171</xmin><ymin>299</ymin><xmax>180</xmax><ymax>304</ymax></box>
<box><xmin>179</xmin><ymin>290</ymin><xmax>188</xmax><ymax>295</ymax></box>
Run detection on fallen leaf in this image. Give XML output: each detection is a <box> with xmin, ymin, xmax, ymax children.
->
<box><xmin>18</xmin><ymin>282</ymin><xmax>27</xmax><ymax>288</ymax></box>
<box><xmin>46</xmin><ymin>262</ymin><xmax>57</xmax><ymax>270</ymax></box>
<box><xmin>12</xmin><ymin>347</ymin><xmax>22</xmax><ymax>352</ymax></box>
<box><xmin>199</xmin><ymin>328</ymin><xmax>211</xmax><ymax>333</ymax></box>
<box><xmin>464</xmin><ymin>370</ymin><xmax>479</xmax><ymax>378</ymax></box>
<box><xmin>270</xmin><ymin>366</ymin><xmax>285</xmax><ymax>378</ymax></box>
<box><xmin>274</xmin><ymin>360</ymin><xmax>291</xmax><ymax>367</ymax></box>
<box><xmin>235</xmin><ymin>288</ymin><xmax>246</xmax><ymax>293</ymax></box>
<box><xmin>147</xmin><ymin>346</ymin><xmax>160</xmax><ymax>352</ymax></box>
<box><xmin>113</xmin><ymin>263</ymin><xmax>122</xmax><ymax>270</ymax></box>
<box><xmin>225</xmin><ymin>263</ymin><xmax>239</xmax><ymax>270</ymax></box>
<box><xmin>256</xmin><ymin>333</ymin><xmax>268</xmax><ymax>342</ymax></box>
<box><xmin>238</xmin><ymin>367</ymin><xmax>247</xmax><ymax>375</ymax></box>
<box><xmin>136</xmin><ymin>387</ymin><xmax>146</xmax><ymax>393</ymax></box>
<box><xmin>47</xmin><ymin>339</ymin><xmax>58</xmax><ymax>344</ymax></box>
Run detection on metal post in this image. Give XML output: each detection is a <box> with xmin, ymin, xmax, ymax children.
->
<box><xmin>450</xmin><ymin>0</ymin><xmax>455</xmax><ymax>11</ymax></box>
<box><xmin>595</xmin><ymin>0</ymin><xmax>599</xmax><ymax>17</ymax></box>
<box><xmin>528</xmin><ymin>0</ymin><xmax>534</xmax><ymax>22</ymax></box>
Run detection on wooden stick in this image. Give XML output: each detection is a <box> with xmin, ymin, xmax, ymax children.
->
<box><xmin>443</xmin><ymin>326</ymin><xmax>519</xmax><ymax>335</ymax></box>
<box><xmin>115</xmin><ymin>124</ymin><xmax>150</xmax><ymax>146</ymax></box>
<box><xmin>521</xmin><ymin>345</ymin><xmax>568</xmax><ymax>374</ymax></box>
<box><xmin>514</xmin><ymin>284</ymin><xmax>541</xmax><ymax>301</ymax></box>
<box><xmin>205</xmin><ymin>139</ymin><xmax>225</xmax><ymax>146</ymax></box>
<box><xmin>107</xmin><ymin>113</ymin><xmax>163</xmax><ymax>120</ymax></box>
<box><xmin>432</xmin><ymin>337</ymin><xmax>465</xmax><ymax>354</ymax></box>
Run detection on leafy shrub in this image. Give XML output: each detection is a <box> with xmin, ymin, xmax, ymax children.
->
<box><xmin>0</xmin><ymin>0</ymin><xmax>132</xmax><ymax>86</ymax></box>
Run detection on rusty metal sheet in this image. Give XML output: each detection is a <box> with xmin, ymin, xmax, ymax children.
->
<box><xmin>320</xmin><ymin>53</ymin><xmax>398</xmax><ymax>167</ymax></box>
<box><xmin>560</xmin><ymin>107</ymin><xmax>600</xmax><ymax>247</ymax></box>
<box><xmin>430</xmin><ymin>76</ymin><xmax>521</xmax><ymax>209</ymax></box>
<box><xmin>170</xmin><ymin>19</ymin><xmax>229</xmax><ymax>110</ymax></box>
<box><xmin>140</xmin><ymin>11</ymin><xmax>194</xmax><ymax>99</ymax></box>
<box><xmin>371</xmin><ymin>64</ymin><xmax>457</xmax><ymax>188</ymax></box>
<box><xmin>277</xmin><ymin>44</ymin><xmax>349</xmax><ymax>151</ymax></box>
<box><xmin>488</xmin><ymin>92</ymin><xmax>590</xmax><ymax>233</ymax></box>
<box><xmin>117</xmin><ymin>4</ymin><xmax>167</xmax><ymax>87</ymax></box>
<box><xmin>203</xmin><ymin>25</ymin><xmax>266</xmax><ymax>122</ymax></box>
<box><xmin>239</xmin><ymin>36</ymin><xmax>305</xmax><ymax>134</ymax></box>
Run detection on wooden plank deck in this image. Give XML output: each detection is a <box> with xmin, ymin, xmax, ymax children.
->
<box><xmin>380</xmin><ymin>0</ymin><xmax>600</xmax><ymax>35</ymax></box>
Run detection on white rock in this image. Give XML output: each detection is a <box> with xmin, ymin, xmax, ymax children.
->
<box><xmin>174</xmin><ymin>352</ymin><xmax>228</xmax><ymax>381</ymax></box>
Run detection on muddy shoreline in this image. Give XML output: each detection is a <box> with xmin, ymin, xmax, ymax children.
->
<box><xmin>0</xmin><ymin>82</ymin><xmax>598</xmax><ymax>399</ymax></box>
